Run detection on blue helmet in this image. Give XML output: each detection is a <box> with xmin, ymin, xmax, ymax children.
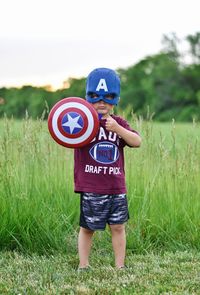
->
<box><xmin>86</xmin><ymin>68</ymin><xmax>120</xmax><ymax>105</ymax></box>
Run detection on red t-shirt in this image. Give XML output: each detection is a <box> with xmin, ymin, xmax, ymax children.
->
<box><xmin>74</xmin><ymin>115</ymin><xmax>138</xmax><ymax>194</ymax></box>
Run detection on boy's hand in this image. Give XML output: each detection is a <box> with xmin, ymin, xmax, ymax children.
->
<box><xmin>105</xmin><ymin>116</ymin><xmax>119</xmax><ymax>133</ymax></box>
<box><xmin>105</xmin><ymin>115</ymin><xmax>141</xmax><ymax>147</ymax></box>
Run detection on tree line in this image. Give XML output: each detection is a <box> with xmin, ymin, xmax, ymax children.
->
<box><xmin>0</xmin><ymin>32</ymin><xmax>200</xmax><ymax>121</ymax></box>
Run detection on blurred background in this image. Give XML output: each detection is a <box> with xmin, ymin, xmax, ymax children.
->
<box><xmin>0</xmin><ymin>0</ymin><xmax>200</xmax><ymax>121</ymax></box>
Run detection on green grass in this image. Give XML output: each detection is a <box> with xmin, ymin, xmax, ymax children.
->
<box><xmin>0</xmin><ymin>116</ymin><xmax>200</xmax><ymax>293</ymax></box>
<box><xmin>0</xmin><ymin>116</ymin><xmax>200</xmax><ymax>254</ymax></box>
<box><xmin>125</xmin><ymin>119</ymin><xmax>200</xmax><ymax>252</ymax></box>
<box><xmin>0</xmin><ymin>250</ymin><xmax>200</xmax><ymax>294</ymax></box>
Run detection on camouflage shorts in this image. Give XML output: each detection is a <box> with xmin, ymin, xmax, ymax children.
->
<box><xmin>79</xmin><ymin>192</ymin><xmax>129</xmax><ymax>231</ymax></box>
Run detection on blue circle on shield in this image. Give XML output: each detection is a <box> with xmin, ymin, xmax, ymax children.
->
<box><xmin>61</xmin><ymin>112</ymin><xmax>84</xmax><ymax>134</ymax></box>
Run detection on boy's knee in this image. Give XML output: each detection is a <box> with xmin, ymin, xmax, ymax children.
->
<box><xmin>109</xmin><ymin>224</ymin><xmax>125</xmax><ymax>234</ymax></box>
<box><xmin>80</xmin><ymin>227</ymin><xmax>94</xmax><ymax>235</ymax></box>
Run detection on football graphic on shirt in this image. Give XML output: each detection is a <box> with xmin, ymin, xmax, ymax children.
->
<box><xmin>48</xmin><ymin>97</ymin><xmax>99</xmax><ymax>148</ymax></box>
<box><xmin>89</xmin><ymin>141</ymin><xmax>119</xmax><ymax>164</ymax></box>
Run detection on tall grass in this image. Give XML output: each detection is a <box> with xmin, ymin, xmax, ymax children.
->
<box><xmin>0</xmin><ymin>115</ymin><xmax>199</xmax><ymax>254</ymax></box>
<box><xmin>126</xmin><ymin>118</ymin><xmax>200</xmax><ymax>252</ymax></box>
<box><xmin>0</xmin><ymin>116</ymin><xmax>77</xmax><ymax>254</ymax></box>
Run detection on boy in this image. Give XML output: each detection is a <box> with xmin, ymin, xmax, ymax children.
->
<box><xmin>74</xmin><ymin>68</ymin><xmax>141</xmax><ymax>270</ymax></box>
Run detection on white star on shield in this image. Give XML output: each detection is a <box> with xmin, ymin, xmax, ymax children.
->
<box><xmin>62</xmin><ymin>113</ymin><xmax>82</xmax><ymax>134</ymax></box>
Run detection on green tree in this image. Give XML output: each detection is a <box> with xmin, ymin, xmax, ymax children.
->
<box><xmin>119</xmin><ymin>52</ymin><xmax>182</xmax><ymax>119</ymax></box>
<box><xmin>186</xmin><ymin>32</ymin><xmax>200</xmax><ymax>64</ymax></box>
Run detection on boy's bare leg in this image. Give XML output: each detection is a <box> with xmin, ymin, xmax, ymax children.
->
<box><xmin>109</xmin><ymin>224</ymin><xmax>126</xmax><ymax>268</ymax></box>
<box><xmin>78</xmin><ymin>227</ymin><xmax>94</xmax><ymax>268</ymax></box>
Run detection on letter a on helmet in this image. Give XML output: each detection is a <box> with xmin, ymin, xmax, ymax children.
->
<box><xmin>96</xmin><ymin>79</ymin><xmax>108</xmax><ymax>92</ymax></box>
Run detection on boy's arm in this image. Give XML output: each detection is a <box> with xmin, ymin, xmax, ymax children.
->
<box><xmin>105</xmin><ymin>116</ymin><xmax>141</xmax><ymax>147</ymax></box>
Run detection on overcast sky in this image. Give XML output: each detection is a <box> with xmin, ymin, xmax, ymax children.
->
<box><xmin>0</xmin><ymin>0</ymin><xmax>199</xmax><ymax>89</ymax></box>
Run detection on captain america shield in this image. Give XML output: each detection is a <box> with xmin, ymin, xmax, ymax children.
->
<box><xmin>48</xmin><ymin>97</ymin><xmax>99</xmax><ymax>148</ymax></box>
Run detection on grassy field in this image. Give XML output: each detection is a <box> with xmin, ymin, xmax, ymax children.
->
<box><xmin>0</xmin><ymin>250</ymin><xmax>200</xmax><ymax>294</ymax></box>
<box><xmin>0</xmin><ymin>116</ymin><xmax>199</xmax><ymax>254</ymax></box>
<box><xmin>0</xmin><ymin>116</ymin><xmax>200</xmax><ymax>293</ymax></box>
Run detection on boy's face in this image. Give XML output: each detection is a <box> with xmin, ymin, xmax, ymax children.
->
<box><xmin>89</xmin><ymin>92</ymin><xmax>114</xmax><ymax>117</ymax></box>
<box><xmin>91</xmin><ymin>100</ymin><xmax>114</xmax><ymax>117</ymax></box>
